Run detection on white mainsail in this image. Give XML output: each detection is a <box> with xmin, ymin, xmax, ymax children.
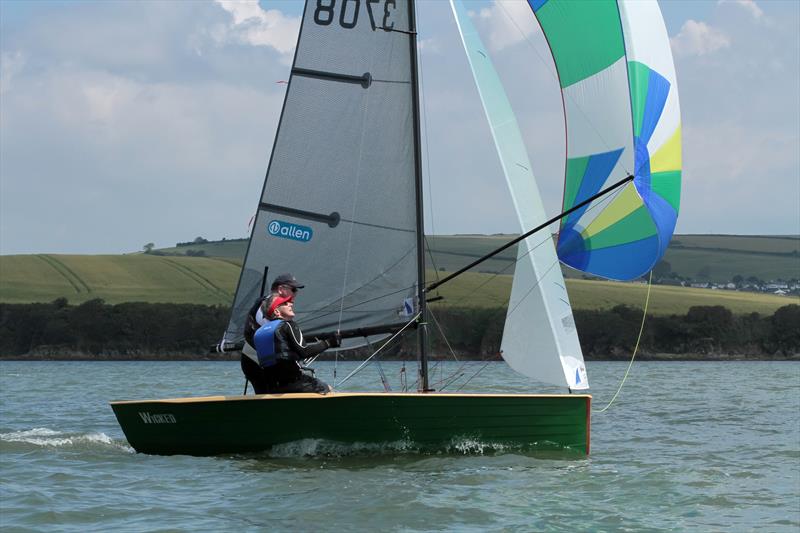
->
<box><xmin>450</xmin><ymin>0</ymin><xmax>588</xmax><ymax>390</ymax></box>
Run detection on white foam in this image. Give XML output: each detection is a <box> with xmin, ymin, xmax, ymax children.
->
<box><xmin>267</xmin><ymin>438</ymin><xmax>417</xmax><ymax>457</ymax></box>
<box><xmin>446</xmin><ymin>436</ymin><xmax>511</xmax><ymax>455</ymax></box>
<box><xmin>0</xmin><ymin>427</ymin><xmax>134</xmax><ymax>452</ymax></box>
<box><xmin>263</xmin><ymin>437</ymin><xmax>529</xmax><ymax>457</ymax></box>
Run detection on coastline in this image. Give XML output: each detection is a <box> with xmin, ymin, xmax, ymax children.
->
<box><xmin>2</xmin><ymin>352</ymin><xmax>797</xmax><ymax>362</ymax></box>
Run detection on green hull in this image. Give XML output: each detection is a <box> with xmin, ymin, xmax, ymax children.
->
<box><xmin>110</xmin><ymin>392</ymin><xmax>591</xmax><ymax>456</ymax></box>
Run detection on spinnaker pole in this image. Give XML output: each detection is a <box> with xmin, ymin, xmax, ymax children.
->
<box><xmin>427</xmin><ymin>174</ymin><xmax>635</xmax><ymax>292</ymax></box>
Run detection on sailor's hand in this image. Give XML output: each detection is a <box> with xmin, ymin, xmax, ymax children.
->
<box><xmin>327</xmin><ymin>332</ymin><xmax>342</xmax><ymax>348</ymax></box>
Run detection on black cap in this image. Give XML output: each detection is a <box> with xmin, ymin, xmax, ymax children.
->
<box><xmin>271</xmin><ymin>273</ymin><xmax>304</xmax><ymax>290</ymax></box>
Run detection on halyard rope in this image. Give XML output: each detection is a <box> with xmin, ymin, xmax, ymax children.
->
<box><xmin>596</xmin><ymin>270</ymin><xmax>653</xmax><ymax>413</ymax></box>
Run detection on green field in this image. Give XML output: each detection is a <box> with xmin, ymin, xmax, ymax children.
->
<box><xmin>426</xmin><ymin>271</ymin><xmax>795</xmax><ymax>316</ymax></box>
<box><xmin>660</xmin><ymin>247</ymin><xmax>798</xmax><ymax>283</ymax></box>
<box><xmin>156</xmin><ymin>239</ymin><xmax>249</xmax><ymax>259</ymax></box>
<box><xmin>670</xmin><ymin>234</ymin><xmax>799</xmax><ymax>254</ymax></box>
<box><xmin>0</xmin><ymin>254</ymin><xmax>239</xmax><ymax>305</ymax></box>
<box><xmin>3</xmin><ymin>252</ymin><xmax>795</xmax><ymax>316</ymax></box>
<box><xmin>136</xmin><ymin>234</ymin><xmax>800</xmax><ymax>284</ymax></box>
<box><xmin>661</xmin><ymin>235</ymin><xmax>799</xmax><ymax>282</ymax></box>
<box><xmin>424</xmin><ymin>235</ymin><xmax>520</xmax><ymax>275</ymax></box>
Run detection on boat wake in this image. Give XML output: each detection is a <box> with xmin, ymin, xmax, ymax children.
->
<box><xmin>266</xmin><ymin>438</ymin><xmax>417</xmax><ymax>457</ymax></box>
<box><xmin>0</xmin><ymin>427</ymin><xmax>134</xmax><ymax>453</ymax></box>
<box><xmin>257</xmin><ymin>437</ymin><xmax>568</xmax><ymax>458</ymax></box>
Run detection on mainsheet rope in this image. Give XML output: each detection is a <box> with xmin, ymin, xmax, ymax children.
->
<box><xmin>596</xmin><ymin>270</ymin><xmax>653</xmax><ymax>413</ymax></box>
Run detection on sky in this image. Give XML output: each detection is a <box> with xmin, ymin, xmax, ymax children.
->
<box><xmin>0</xmin><ymin>0</ymin><xmax>798</xmax><ymax>255</ymax></box>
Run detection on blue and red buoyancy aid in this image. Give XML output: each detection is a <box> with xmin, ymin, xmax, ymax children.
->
<box><xmin>253</xmin><ymin>319</ymin><xmax>283</xmax><ymax>368</ymax></box>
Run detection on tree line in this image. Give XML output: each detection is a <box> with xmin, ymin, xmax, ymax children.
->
<box><xmin>0</xmin><ymin>298</ymin><xmax>797</xmax><ymax>360</ymax></box>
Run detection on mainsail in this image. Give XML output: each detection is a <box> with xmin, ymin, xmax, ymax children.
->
<box><xmin>223</xmin><ymin>0</ymin><xmax>421</xmax><ymax>349</ymax></box>
<box><xmin>528</xmin><ymin>0</ymin><xmax>682</xmax><ymax>281</ymax></box>
<box><xmin>450</xmin><ymin>0</ymin><xmax>587</xmax><ymax>390</ymax></box>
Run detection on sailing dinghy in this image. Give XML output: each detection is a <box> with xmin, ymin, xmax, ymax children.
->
<box><xmin>111</xmin><ymin>0</ymin><xmax>680</xmax><ymax>456</ymax></box>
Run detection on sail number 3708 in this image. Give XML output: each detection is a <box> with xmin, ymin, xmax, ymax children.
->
<box><xmin>314</xmin><ymin>0</ymin><xmax>397</xmax><ymax>31</ymax></box>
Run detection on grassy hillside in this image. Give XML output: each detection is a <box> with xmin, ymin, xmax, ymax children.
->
<box><xmin>670</xmin><ymin>234</ymin><xmax>799</xmax><ymax>253</ymax></box>
<box><xmin>663</xmin><ymin>235</ymin><xmax>799</xmax><ymax>282</ymax></box>
<box><xmin>0</xmin><ymin>254</ymin><xmax>239</xmax><ymax>305</ymax></box>
<box><xmin>1</xmin><ymin>253</ymin><xmax>795</xmax><ymax>315</ymax></box>
<box><xmin>142</xmin><ymin>234</ymin><xmax>799</xmax><ymax>284</ymax></box>
<box><xmin>426</xmin><ymin>271</ymin><xmax>794</xmax><ymax>316</ymax></box>
<box><xmin>155</xmin><ymin>239</ymin><xmax>248</xmax><ymax>259</ymax></box>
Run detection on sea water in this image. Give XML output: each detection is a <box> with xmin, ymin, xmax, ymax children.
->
<box><xmin>1</xmin><ymin>360</ymin><xmax>798</xmax><ymax>532</ymax></box>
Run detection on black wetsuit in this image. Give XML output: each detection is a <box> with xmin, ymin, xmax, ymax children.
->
<box><xmin>243</xmin><ymin>295</ymin><xmax>271</xmax><ymax>348</ymax></box>
<box><xmin>241</xmin><ymin>320</ymin><xmax>330</xmax><ymax>394</ymax></box>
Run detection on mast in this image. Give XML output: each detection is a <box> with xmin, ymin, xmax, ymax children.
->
<box><xmin>408</xmin><ymin>0</ymin><xmax>429</xmax><ymax>392</ymax></box>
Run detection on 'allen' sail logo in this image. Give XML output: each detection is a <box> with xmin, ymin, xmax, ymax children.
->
<box><xmin>268</xmin><ymin>220</ymin><xmax>313</xmax><ymax>242</ymax></box>
<box><xmin>138</xmin><ymin>412</ymin><xmax>177</xmax><ymax>424</ymax></box>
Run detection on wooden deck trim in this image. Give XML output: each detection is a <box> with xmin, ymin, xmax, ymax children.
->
<box><xmin>110</xmin><ymin>392</ymin><xmax>592</xmax><ymax>405</ymax></box>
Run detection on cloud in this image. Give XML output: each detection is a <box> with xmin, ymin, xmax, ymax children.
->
<box><xmin>0</xmin><ymin>0</ymin><xmax>797</xmax><ymax>257</ymax></box>
<box><xmin>719</xmin><ymin>0</ymin><xmax>765</xmax><ymax>21</ymax></box>
<box><xmin>0</xmin><ymin>51</ymin><xmax>26</xmax><ymax>95</ymax></box>
<box><xmin>671</xmin><ymin>20</ymin><xmax>731</xmax><ymax>56</ymax></box>
<box><xmin>680</xmin><ymin>120</ymin><xmax>800</xmax><ymax>234</ymax></box>
<box><xmin>0</xmin><ymin>1</ymin><xmax>293</xmax><ymax>254</ymax></box>
<box><xmin>1</xmin><ymin>66</ymin><xmax>286</xmax><ymax>254</ymax></box>
<box><xmin>470</xmin><ymin>0</ymin><xmax>539</xmax><ymax>52</ymax></box>
<box><xmin>214</xmin><ymin>0</ymin><xmax>300</xmax><ymax>61</ymax></box>
<box><xmin>669</xmin><ymin>0</ymin><xmax>799</xmax><ymax>234</ymax></box>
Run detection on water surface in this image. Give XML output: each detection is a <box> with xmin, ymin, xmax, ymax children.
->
<box><xmin>1</xmin><ymin>360</ymin><xmax>798</xmax><ymax>531</ymax></box>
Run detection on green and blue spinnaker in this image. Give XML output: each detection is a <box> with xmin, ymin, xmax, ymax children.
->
<box><xmin>529</xmin><ymin>0</ymin><xmax>682</xmax><ymax>280</ymax></box>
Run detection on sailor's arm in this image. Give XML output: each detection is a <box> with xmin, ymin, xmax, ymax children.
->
<box><xmin>283</xmin><ymin>322</ymin><xmax>331</xmax><ymax>360</ymax></box>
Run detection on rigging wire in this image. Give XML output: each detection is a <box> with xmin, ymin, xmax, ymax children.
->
<box><xmin>442</xmin><ymin>257</ymin><xmax>560</xmax><ymax>391</ymax></box>
<box><xmin>298</xmin><ymin>181</ymin><xmax>625</xmax><ymax>393</ymax></box>
<box><xmin>429</xmin><ymin>184</ymin><xmax>624</xmax><ymax>311</ymax></box>
<box><xmin>298</xmin><ymin>169</ymin><xmax>626</xmax><ymax>337</ymax></box>
<box><xmin>455</xmin><ymin>353</ymin><xmax>502</xmax><ymax>392</ymax></box>
<box><xmin>336</xmin><ymin>312</ymin><xmax>421</xmax><ymax>388</ymax></box>
<box><xmin>415</xmin><ymin>34</ymin><xmax>444</xmax><ymax>286</ymax></box>
<box><xmin>425</xmin><ymin>307</ymin><xmax>467</xmax><ymax>390</ymax></box>
<box><xmin>364</xmin><ymin>338</ymin><xmax>392</xmax><ymax>392</ymax></box>
<box><xmin>596</xmin><ymin>270</ymin><xmax>653</xmax><ymax>413</ymax></box>
<box><xmin>428</xmin><ymin>307</ymin><xmax>459</xmax><ymax>362</ymax></box>
<box><xmin>298</xmin><ymin>170</ymin><xmax>625</xmax><ymax>392</ymax></box>
<box><xmin>408</xmin><ymin>186</ymin><xmax>626</xmax><ymax>391</ymax></box>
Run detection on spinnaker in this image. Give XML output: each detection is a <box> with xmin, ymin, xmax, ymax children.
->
<box><xmin>528</xmin><ymin>0</ymin><xmax>682</xmax><ymax>280</ymax></box>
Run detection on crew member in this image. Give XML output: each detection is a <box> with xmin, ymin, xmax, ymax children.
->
<box><xmin>243</xmin><ymin>273</ymin><xmax>304</xmax><ymax>350</ymax></box>
<box><xmin>242</xmin><ymin>295</ymin><xmax>339</xmax><ymax>394</ymax></box>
